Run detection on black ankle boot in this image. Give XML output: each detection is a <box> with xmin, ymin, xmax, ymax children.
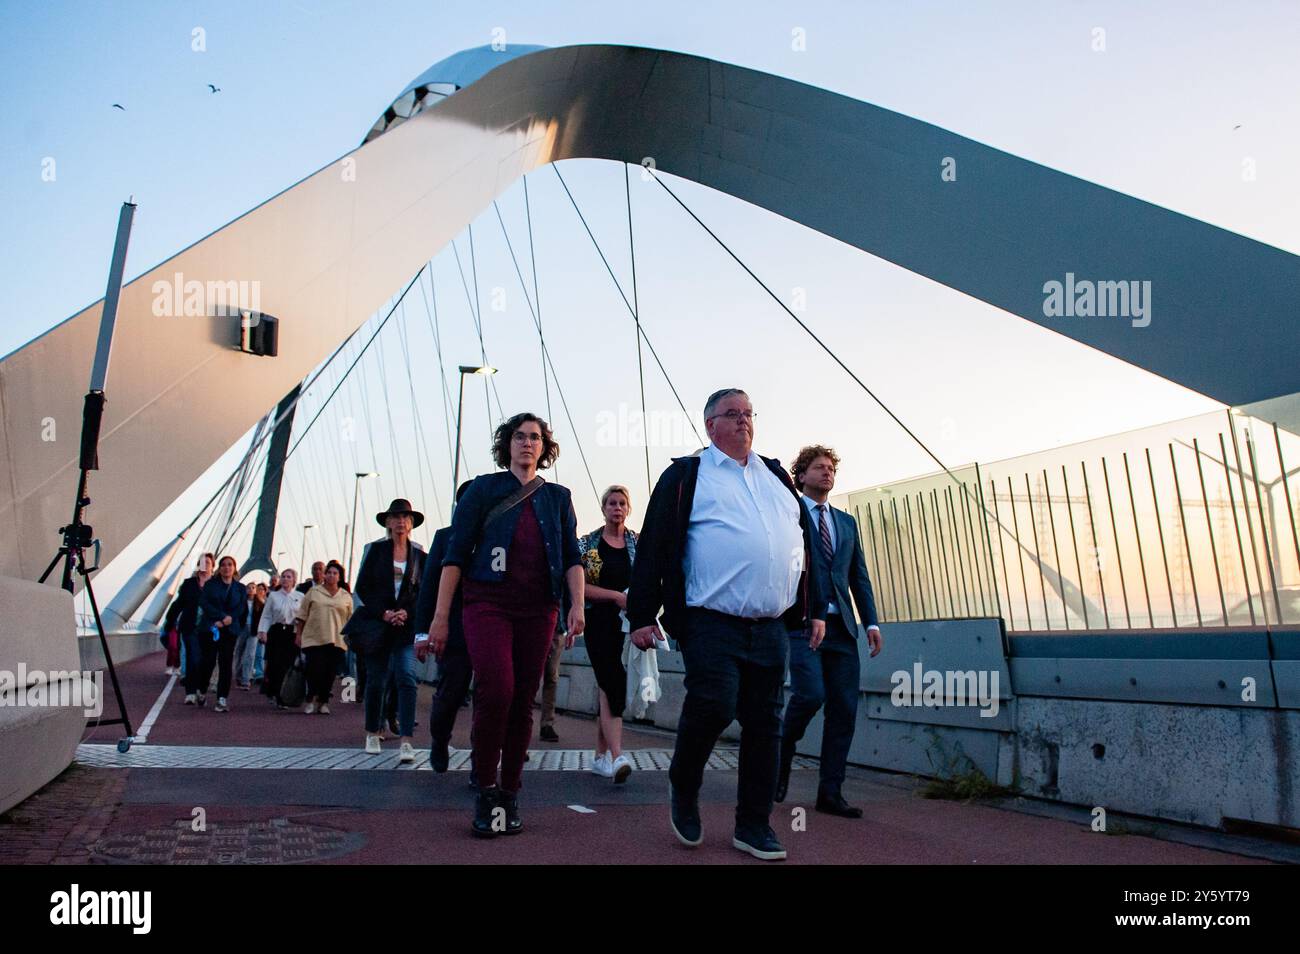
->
<box><xmin>431</xmin><ymin>739</ymin><xmax>450</xmax><ymax>773</ymax></box>
<box><xmin>472</xmin><ymin>787</ymin><xmax>500</xmax><ymax>838</ymax></box>
<box><xmin>499</xmin><ymin>790</ymin><xmax>523</xmax><ymax>835</ymax></box>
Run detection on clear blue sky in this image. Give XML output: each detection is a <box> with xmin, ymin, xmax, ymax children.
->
<box><xmin>2</xmin><ymin>1</ymin><xmax>1296</xmax><ymax>600</ymax></box>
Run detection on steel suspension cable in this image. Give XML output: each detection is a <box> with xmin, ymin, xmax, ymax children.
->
<box><xmin>624</xmin><ymin>163</ymin><xmax>653</xmax><ymax>499</ymax></box>
<box><xmin>489</xmin><ymin>197</ymin><xmax>600</xmax><ymax>505</ymax></box>
<box><xmin>551</xmin><ymin>164</ymin><xmax>703</xmax><ymax>446</ymax></box>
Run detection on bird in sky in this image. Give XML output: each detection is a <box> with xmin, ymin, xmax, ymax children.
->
<box><xmin>111</xmin><ymin>103</ymin><xmax>125</xmax><ymax>110</ymax></box>
<box><xmin>208</xmin><ymin>84</ymin><xmax>221</xmax><ymax>94</ymax></box>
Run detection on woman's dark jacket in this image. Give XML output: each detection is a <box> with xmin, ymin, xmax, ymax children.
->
<box><xmin>442</xmin><ymin>471</ymin><xmax>582</xmax><ymax>604</ymax></box>
<box><xmin>353</xmin><ymin>537</ymin><xmax>426</xmax><ymax>650</ymax></box>
<box><xmin>199</xmin><ymin>576</ymin><xmax>248</xmax><ymax>639</ymax></box>
<box><xmin>164</xmin><ymin>575</ymin><xmax>204</xmax><ymax>635</ymax></box>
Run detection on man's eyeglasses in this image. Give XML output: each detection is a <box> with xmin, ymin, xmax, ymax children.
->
<box><xmin>512</xmin><ymin>432</ymin><xmax>544</xmax><ymax>443</ymax></box>
<box><xmin>707</xmin><ymin>410</ymin><xmax>757</xmax><ymax>423</ymax></box>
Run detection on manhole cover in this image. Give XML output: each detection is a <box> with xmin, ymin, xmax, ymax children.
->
<box><xmin>91</xmin><ymin>818</ymin><xmax>364</xmax><ymax>864</ymax></box>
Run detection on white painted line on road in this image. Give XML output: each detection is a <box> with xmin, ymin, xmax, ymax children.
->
<box><xmin>134</xmin><ymin>672</ymin><xmax>177</xmax><ymax>744</ymax></box>
<box><xmin>567</xmin><ymin>805</ymin><xmax>597</xmax><ymax>814</ymax></box>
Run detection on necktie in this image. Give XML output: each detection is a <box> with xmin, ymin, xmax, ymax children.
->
<box><xmin>817</xmin><ymin>505</ymin><xmax>834</xmax><ymax>564</ymax></box>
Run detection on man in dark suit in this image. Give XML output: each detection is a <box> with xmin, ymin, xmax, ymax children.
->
<box><xmin>414</xmin><ymin>481</ymin><xmax>473</xmax><ymax>772</ymax></box>
<box><xmin>297</xmin><ymin>562</ymin><xmax>325</xmax><ymax>593</ymax></box>
<box><xmin>776</xmin><ymin>445</ymin><xmax>882</xmax><ymax>817</ymax></box>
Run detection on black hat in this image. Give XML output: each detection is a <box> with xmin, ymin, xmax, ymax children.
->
<box><xmin>376</xmin><ymin>498</ymin><xmax>425</xmax><ymax>529</ymax></box>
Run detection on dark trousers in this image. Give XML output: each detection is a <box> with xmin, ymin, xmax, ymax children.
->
<box><xmin>354</xmin><ymin>653</ymin><xmax>397</xmax><ymax>722</ymax></box>
<box><xmin>303</xmin><ymin>645</ymin><xmax>342</xmax><ymax>703</ymax></box>
<box><xmin>539</xmin><ymin>631</ymin><xmax>564</xmax><ymax>728</ymax></box>
<box><xmin>180</xmin><ymin>628</ymin><xmax>205</xmax><ymax>692</ymax></box>
<box><xmin>669</xmin><ymin>608</ymin><xmax>788</xmax><ymax>830</ymax></box>
<box><xmin>195</xmin><ymin>628</ymin><xmax>237</xmax><ymax>699</ymax></box>
<box><xmin>262</xmin><ymin>624</ymin><xmax>297</xmax><ymax>703</ymax></box>
<box><xmin>463</xmin><ymin>598</ymin><xmax>559</xmax><ymax>792</ymax></box>
<box><xmin>429</xmin><ymin>642</ymin><xmax>473</xmax><ymax>746</ymax></box>
<box><xmin>781</xmin><ymin>614</ymin><xmax>861</xmax><ymax>796</ymax></box>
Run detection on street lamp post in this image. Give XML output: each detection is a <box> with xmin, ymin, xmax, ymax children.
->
<box><xmin>454</xmin><ymin>365</ymin><xmax>497</xmax><ymax>499</ymax></box>
<box><xmin>347</xmin><ymin>472</ymin><xmax>378</xmax><ymax>587</ymax></box>
<box><xmin>300</xmin><ymin>525</ymin><xmax>315</xmax><ymax>580</ymax></box>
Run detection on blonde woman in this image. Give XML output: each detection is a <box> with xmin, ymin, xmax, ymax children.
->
<box><xmin>579</xmin><ymin>485</ymin><xmax>638</xmax><ymax>783</ymax></box>
<box><xmin>294</xmin><ymin>560</ymin><xmax>352</xmax><ymax>715</ymax></box>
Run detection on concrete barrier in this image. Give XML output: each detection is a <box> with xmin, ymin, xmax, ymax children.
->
<box><xmin>0</xmin><ymin>576</ymin><xmax>90</xmax><ymax>815</ymax></box>
<box><xmin>557</xmin><ymin>618</ymin><xmax>1300</xmax><ymax>830</ymax></box>
<box><xmin>78</xmin><ymin>630</ymin><xmax>163</xmax><ymax>672</ymax></box>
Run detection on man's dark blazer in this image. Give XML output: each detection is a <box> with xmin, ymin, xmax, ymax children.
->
<box><xmin>352</xmin><ymin>537</ymin><xmax>426</xmax><ymax>649</ymax></box>
<box><xmin>804</xmin><ymin>499</ymin><xmax>879</xmax><ymax>636</ymax></box>
<box><xmin>413</xmin><ymin>527</ymin><xmax>465</xmax><ymax>650</ymax></box>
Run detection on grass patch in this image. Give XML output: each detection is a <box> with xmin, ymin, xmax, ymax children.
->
<box><xmin>914</xmin><ymin>728</ymin><xmax>1014</xmax><ymax>802</ymax></box>
<box><xmin>920</xmin><ymin>766</ymin><xmax>1009</xmax><ymax>801</ymax></box>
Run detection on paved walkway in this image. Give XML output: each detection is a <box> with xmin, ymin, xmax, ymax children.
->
<box><xmin>0</xmin><ymin>651</ymin><xmax>1286</xmax><ymax>865</ymax></box>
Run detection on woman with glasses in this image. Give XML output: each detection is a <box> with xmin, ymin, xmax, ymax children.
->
<box><xmin>431</xmin><ymin>412</ymin><xmax>585</xmax><ymax>837</ymax></box>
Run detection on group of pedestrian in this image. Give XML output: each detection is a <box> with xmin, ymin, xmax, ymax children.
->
<box><xmin>159</xmin><ymin>388</ymin><xmax>882</xmax><ymax>860</ymax></box>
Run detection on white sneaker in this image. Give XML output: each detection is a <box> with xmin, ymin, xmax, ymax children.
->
<box><xmin>318</xmin><ymin>703</ymin><xmax>331</xmax><ymax>715</ymax></box>
<box><xmin>214</xmin><ymin>697</ymin><xmax>229</xmax><ymax>713</ymax></box>
<box><xmin>399</xmin><ymin>742</ymin><xmax>416</xmax><ymax>764</ymax></box>
<box><xmin>611</xmin><ymin>753</ymin><xmax>634</xmax><ymax>784</ymax></box>
<box><xmin>365</xmin><ymin>735</ymin><xmax>382</xmax><ymax>755</ymax></box>
<box><xmin>304</xmin><ymin>702</ymin><xmax>317</xmax><ymax>715</ymax></box>
<box><xmin>184</xmin><ymin>693</ymin><xmax>197</xmax><ymax>706</ymax></box>
<box><xmin>590</xmin><ymin>752</ymin><xmax>614</xmax><ymax>778</ymax></box>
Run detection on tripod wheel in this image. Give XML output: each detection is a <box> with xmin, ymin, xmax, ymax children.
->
<box><xmin>117</xmin><ymin>738</ymin><xmax>132</xmax><ymax>753</ymax></box>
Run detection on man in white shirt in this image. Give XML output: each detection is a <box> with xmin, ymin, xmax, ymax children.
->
<box><xmin>629</xmin><ymin>388</ymin><xmax>826</xmax><ymax>861</ymax></box>
<box><xmin>776</xmin><ymin>445</ymin><xmax>883</xmax><ymax>818</ymax></box>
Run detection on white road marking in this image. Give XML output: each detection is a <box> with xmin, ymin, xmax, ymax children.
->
<box><xmin>133</xmin><ymin>672</ymin><xmax>177</xmax><ymax>744</ymax></box>
<box><xmin>74</xmin><ymin>744</ymin><xmax>817</xmax><ymax>772</ymax></box>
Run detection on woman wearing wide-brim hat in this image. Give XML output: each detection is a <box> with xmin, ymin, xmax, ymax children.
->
<box><xmin>349</xmin><ymin>497</ymin><xmax>427</xmax><ymax>761</ymax></box>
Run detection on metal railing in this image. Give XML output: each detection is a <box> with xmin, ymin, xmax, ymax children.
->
<box><xmin>836</xmin><ymin>410</ymin><xmax>1300</xmax><ymax>632</ymax></box>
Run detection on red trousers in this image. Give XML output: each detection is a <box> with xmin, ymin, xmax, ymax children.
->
<box><xmin>462</xmin><ymin>597</ymin><xmax>559</xmax><ymax>792</ymax></box>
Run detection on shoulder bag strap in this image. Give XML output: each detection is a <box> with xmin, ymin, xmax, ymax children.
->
<box><xmin>482</xmin><ymin>476</ymin><xmax>544</xmax><ymax>530</ymax></box>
